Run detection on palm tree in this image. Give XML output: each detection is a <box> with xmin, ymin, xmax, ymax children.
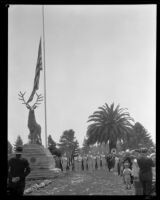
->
<box><xmin>86</xmin><ymin>102</ymin><xmax>134</xmax><ymax>152</ymax></box>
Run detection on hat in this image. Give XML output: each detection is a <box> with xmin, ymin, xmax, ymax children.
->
<box><xmin>15</xmin><ymin>146</ymin><xmax>23</xmax><ymax>154</ymax></box>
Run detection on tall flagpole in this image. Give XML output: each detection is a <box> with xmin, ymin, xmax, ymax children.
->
<box><xmin>42</xmin><ymin>5</ymin><xmax>48</xmax><ymax>148</ymax></box>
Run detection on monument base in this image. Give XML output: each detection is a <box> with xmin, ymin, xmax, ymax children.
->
<box><xmin>8</xmin><ymin>143</ymin><xmax>61</xmax><ymax>180</ymax></box>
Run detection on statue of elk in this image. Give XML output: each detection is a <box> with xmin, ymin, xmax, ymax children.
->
<box><xmin>18</xmin><ymin>91</ymin><xmax>43</xmax><ymax>145</ymax></box>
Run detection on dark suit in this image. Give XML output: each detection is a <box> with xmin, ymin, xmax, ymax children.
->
<box><xmin>137</xmin><ymin>156</ymin><xmax>154</xmax><ymax>195</ymax></box>
<box><xmin>8</xmin><ymin>156</ymin><xmax>31</xmax><ymax>195</ymax></box>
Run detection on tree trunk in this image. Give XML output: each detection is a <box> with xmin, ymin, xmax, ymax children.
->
<box><xmin>109</xmin><ymin>140</ymin><xmax>117</xmax><ymax>153</ymax></box>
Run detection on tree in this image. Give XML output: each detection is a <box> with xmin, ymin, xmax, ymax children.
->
<box><xmin>58</xmin><ymin>129</ymin><xmax>81</xmax><ymax>161</ymax></box>
<box><xmin>82</xmin><ymin>137</ymin><xmax>90</xmax><ymax>154</ymax></box>
<box><xmin>48</xmin><ymin>134</ymin><xmax>57</xmax><ymax>153</ymax></box>
<box><xmin>13</xmin><ymin>135</ymin><xmax>23</xmax><ymax>151</ymax></box>
<box><xmin>72</xmin><ymin>140</ymin><xmax>80</xmax><ymax>157</ymax></box>
<box><xmin>8</xmin><ymin>141</ymin><xmax>13</xmax><ymax>154</ymax></box>
<box><xmin>125</xmin><ymin>122</ymin><xmax>155</xmax><ymax>150</ymax></box>
<box><xmin>48</xmin><ymin>135</ymin><xmax>62</xmax><ymax>157</ymax></box>
<box><xmin>86</xmin><ymin>103</ymin><xmax>134</xmax><ymax>152</ymax></box>
<box><xmin>58</xmin><ymin>129</ymin><xmax>76</xmax><ymax>156</ymax></box>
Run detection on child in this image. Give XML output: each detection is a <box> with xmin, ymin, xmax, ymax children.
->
<box><xmin>123</xmin><ymin>161</ymin><xmax>132</xmax><ymax>189</ymax></box>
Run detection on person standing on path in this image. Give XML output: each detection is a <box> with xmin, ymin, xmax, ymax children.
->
<box><xmin>114</xmin><ymin>155</ymin><xmax>119</xmax><ymax>174</ymax></box>
<box><xmin>92</xmin><ymin>153</ymin><xmax>97</xmax><ymax>171</ymax></box>
<box><xmin>101</xmin><ymin>151</ymin><xmax>106</xmax><ymax>170</ymax></box>
<box><xmin>68</xmin><ymin>156</ymin><xmax>72</xmax><ymax>172</ymax></box>
<box><xmin>123</xmin><ymin>162</ymin><xmax>132</xmax><ymax>190</ymax></box>
<box><xmin>73</xmin><ymin>156</ymin><xmax>78</xmax><ymax>172</ymax></box>
<box><xmin>55</xmin><ymin>155</ymin><xmax>62</xmax><ymax>170</ymax></box>
<box><xmin>107</xmin><ymin>154</ymin><xmax>115</xmax><ymax>172</ymax></box>
<box><xmin>61</xmin><ymin>152</ymin><xmax>68</xmax><ymax>173</ymax></box>
<box><xmin>96</xmin><ymin>152</ymin><xmax>101</xmax><ymax>170</ymax></box>
<box><xmin>137</xmin><ymin>148</ymin><xmax>155</xmax><ymax>196</ymax></box>
<box><xmin>82</xmin><ymin>154</ymin><xmax>88</xmax><ymax>171</ymax></box>
<box><xmin>117</xmin><ymin>154</ymin><xmax>122</xmax><ymax>176</ymax></box>
<box><xmin>8</xmin><ymin>146</ymin><xmax>31</xmax><ymax>196</ymax></box>
<box><xmin>149</xmin><ymin>152</ymin><xmax>156</xmax><ymax>195</ymax></box>
<box><xmin>131</xmin><ymin>155</ymin><xmax>143</xmax><ymax>195</ymax></box>
<box><xmin>149</xmin><ymin>152</ymin><xmax>156</xmax><ymax>182</ymax></box>
<box><xmin>87</xmin><ymin>151</ymin><xmax>93</xmax><ymax>172</ymax></box>
<box><xmin>77</xmin><ymin>154</ymin><xmax>82</xmax><ymax>172</ymax></box>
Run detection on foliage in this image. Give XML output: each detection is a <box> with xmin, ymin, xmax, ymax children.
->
<box><xmin>72</xmin><ymin>139</ymin><xmax>80</xmax><ymax>157</ymax></box>
<box><xmin>86</xmin><ymin>102</ymin><xmax>134</xmax><ymax>152</ymax></box>
<box><xmin>58</xmin><ymin>129</ymin><xmax>80</xmax><ymax>159</ymax></box>
<box><xmin>48</xmin><ymin>135</ymin><xmax>56</xmax><ymax>152</ymax></box>
<box><xmin>82</xmin><ymin>137</ymin><xmax>90</xmax><ymax>154</ymax></box>
<box><xmin>48</xmin><ymin>135</ymin><xmax>62</xmax><ymax>157</ymax></box>
<box><xmin>8</xmin><ymin>140</ymin><xmax>13</xmax><ymax>154</ymax></box>
<box><xmin>121</xmin><ymin>122</ymin><xmax>155</xmax><ymax>150</ymax></box>
<box><xmin>13</xmin><ymin>135</ymin><xmax>23</xmax><ymax>151</ymax></box>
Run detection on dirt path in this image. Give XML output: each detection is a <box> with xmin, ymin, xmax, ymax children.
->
<box><xmin>26</xmin><ymin>170</ymin><xmax>135</xmax><ymax>195</ymax></box>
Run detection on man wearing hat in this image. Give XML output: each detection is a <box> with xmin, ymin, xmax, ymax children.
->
<box><xmin>137</xmin><ymin>148</ymin><xmax>155</xmax><ymax>196</ymax></box>
<box><xmin>8</xmin><ymin>146</ymin><xmax>31</xmax><ymax>196</ymax></box>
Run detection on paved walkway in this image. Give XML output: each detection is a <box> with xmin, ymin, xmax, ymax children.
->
<box><xmin>26</xmin><ymin>170</ymin><xmax>135</xmax><ymax>195</ymax></box>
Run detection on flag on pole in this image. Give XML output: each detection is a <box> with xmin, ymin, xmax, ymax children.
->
<box><xmin>27</xmin><ymin>38</ymin><xmax>42</xmax><ymax>103</ymax></box>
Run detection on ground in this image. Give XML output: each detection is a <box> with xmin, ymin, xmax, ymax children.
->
<box><xmin>25</xmin><ymin>169</ymin><xmax>135</xmax><ymax>195</ymax></box>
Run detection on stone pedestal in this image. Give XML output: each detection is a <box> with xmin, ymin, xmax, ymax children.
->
<box><xmin>8</xmin><ymin>144</ymin><xmax>60</xmax><ymax>180</ymax></box>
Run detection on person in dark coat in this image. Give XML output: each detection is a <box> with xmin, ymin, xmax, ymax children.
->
<box><xmin>137</xmin><ymin>148</ymin><xmax>155</xmax><ymax>196</ymax></box>
<box><xmin>55</xmin><ymin>155</ymin><xmax>62</xmax><ymax>169</ymax></box>
<box><xmin>107</xmin><ymin>154</ymin><xmax>115</xmax><ymax>171</ymax></box>
<box><xmin>8</xmin><ymin>146</ymin><xmax>31</xmax><ymax>196</ymax></box>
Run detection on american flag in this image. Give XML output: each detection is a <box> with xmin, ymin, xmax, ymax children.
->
<box><xmin>27</xmin><ymin>38</ymin><xmax>42</xmax><ymax>103</ymax></box>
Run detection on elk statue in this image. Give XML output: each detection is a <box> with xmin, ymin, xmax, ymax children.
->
<box><xmin>18</xmin><ymin>91</ymin><xmax>43</xmax><ymax>145</ymax></box>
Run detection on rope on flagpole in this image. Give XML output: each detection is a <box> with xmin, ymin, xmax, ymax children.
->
<box><xmin>42</xmin><ymin>5</ymin><xmax>48</xmax><ymax>148</ymax></box>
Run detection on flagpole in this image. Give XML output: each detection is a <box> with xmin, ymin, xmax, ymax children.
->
<box><xmin>42</xmin><ymin>5</ymin><xmax>48</xmax><ymax>148</ymax></box>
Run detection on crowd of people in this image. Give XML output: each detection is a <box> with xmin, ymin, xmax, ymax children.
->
<box><xmin>54</xmin><ymin>151</ymin><xmax>115</xmax><ymax>173</ymax></box>
<box><xmin>54</xmin><ymin>147</ymin><xmax>156</xmax><ymax>196</ymax></box>
<box><xmin>7</xmin><ymin>145</ymin><xmax>156</xmax><ymax>196</ymax></box>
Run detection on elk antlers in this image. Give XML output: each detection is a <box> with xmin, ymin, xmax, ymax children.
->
<box><xmin>18</xmin><ymin>91</ymin><xmax>30</xmax><ymax>109</ymax></box>
<box><xmin>18</xmin><ymin>91</ymin><xmax>43</xmax><ymax>110</ymax></box>
<box><xmin>32</xmin><ymin>93</ymin><xmax>43</xmax><ymax>110</ymax></box>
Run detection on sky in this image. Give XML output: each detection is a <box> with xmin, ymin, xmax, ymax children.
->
<box><xmin>8</xmin><ymin>5</ymin><xmax>156</xmax><ymax>147</ymax></box>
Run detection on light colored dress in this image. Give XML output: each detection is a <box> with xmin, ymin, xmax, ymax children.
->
<box><xmin>101</xmin><ymin>154</ymin><xmax>106</xmax><ymax>170</ymax></box>
<box><xmin>123</xmin><ymin>168</ymin><xmax>132</xmax><ymax>189</ymax></box>
<box><xmin>114</xmin><ymin>156</ymin><xmax>119</xmax><ymax>173</ymax></box>
<box><xmin>74</xmin><ymin>157</ymin><xmax>78</xmax><ymax>172</ymax></box>
<box><xmin>131</xmin><ymin>159</ymin><xmax>143</xmax><ymax>195</ymax></box>
<box><xmin>92</xmin><ymin>156</ymin><xmax>96</xmax><ymax>170</ymax></box>
<box><xmin>88</xmin><ymin>155</ymin><xmax>93</xmax><ymax>172</ymax></box>
<box><xmin>61</xmin><ymin>156</ymin><xmax>68</xmax><ymax>172</ymax></box>
<box><xmin>78</xmin><ymin>156</ymin><xmax>82</xmax><ymax>172</ymax></box>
